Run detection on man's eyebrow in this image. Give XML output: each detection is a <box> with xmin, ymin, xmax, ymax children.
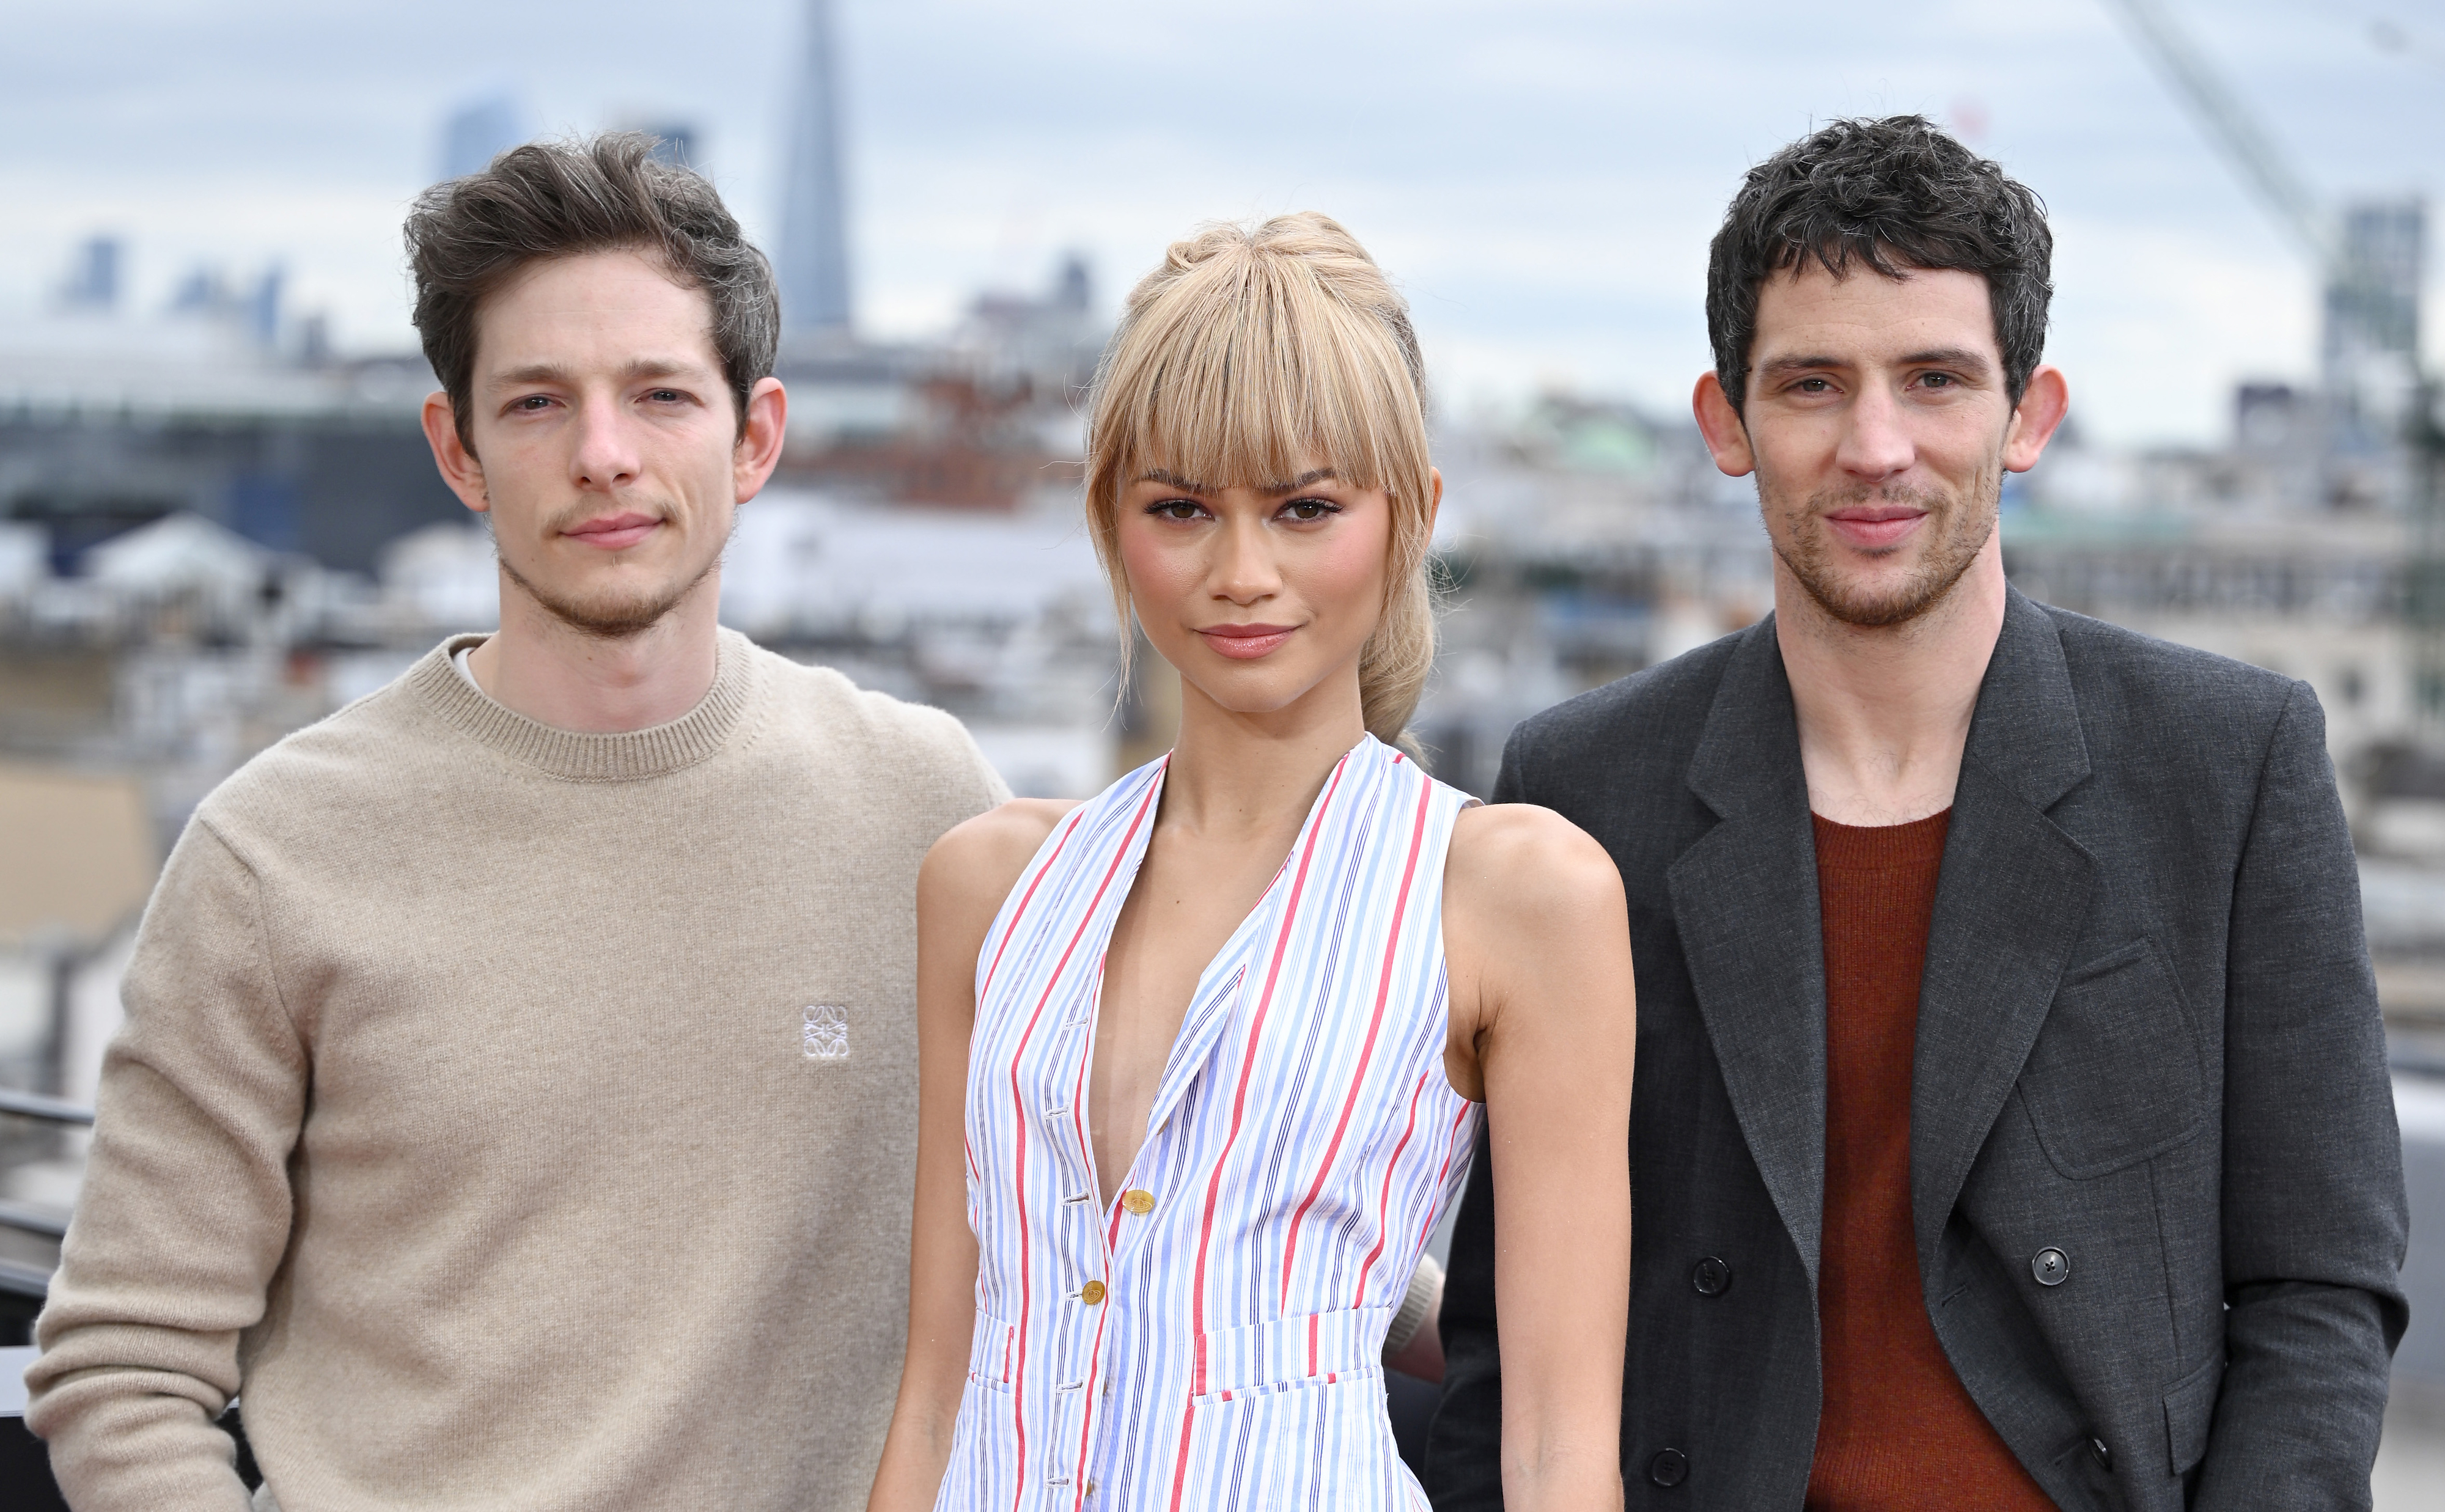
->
<box><xmin>1897</xmin><ymin>345</ymin><xmax>1995</xmax><ymax>375</ymax></box>
<box><xmin>1756</xmin><ymin>348</ymin><xmax>1995</xmax><ymax>378</ymax></box>
<box><xmin>1756</xmin><ymin>354</ymin><xmax>1848</xmax><ymax>379</ymax></box>
<box><xmin>485</xmin><ymin>358</ymin><xmax>710</xmax><ymax>390</ymax></box>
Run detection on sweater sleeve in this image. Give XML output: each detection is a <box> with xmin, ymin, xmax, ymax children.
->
<box><xmin>26</xmin><ymin>817</ymin><xmax>309</xmax><ymax>1511</ymax></box>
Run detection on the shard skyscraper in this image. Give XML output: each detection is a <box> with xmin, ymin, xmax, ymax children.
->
<box><xmin>779</xmin><ymin>0</ymin><xmax>853</xmax><ymax>339</ymax></box>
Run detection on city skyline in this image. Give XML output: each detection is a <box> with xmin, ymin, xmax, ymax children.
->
<box><xmin>1</xmin><ymin>0</ymin><xmax>2438</xmax><ymax>446</ymax></box>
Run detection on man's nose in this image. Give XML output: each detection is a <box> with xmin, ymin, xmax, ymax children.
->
<box><xmin>570</xmin><ymin>395</ymin><xmax>642</xmax><ymax>490</ymax></box>
<box><xmin>1836</xmin><ymin>383</ymin><xmax>1915</xmax><ymax>482</ymax></box>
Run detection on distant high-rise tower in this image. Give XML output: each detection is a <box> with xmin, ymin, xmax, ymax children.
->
<box><xmin>59</xmin><ymin>236</ymin><xmax>122</xmax><ymax>312</ymax></box>
<box><xmin>2325</xmin><ymin>200</ymin><xmax>2424</xmax><ymax>372</ymax></box>
<box><xmin>441</xmin><ymin>94</ymin><xmax>529</xmax><ymax>181</ymax></box>
<box><xmin>2322</xmin><ymin>197</ymin><xmax>2425</xmax><ymax>443</ymax></box>
<box><xmin>779</xmin><ymin>0</ymin><xmax>853</xmax><ymax>338</ymax></box>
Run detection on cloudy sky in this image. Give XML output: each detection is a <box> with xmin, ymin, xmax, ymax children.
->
<box><xmin>2</xmin><ymin>0</ymin><xmax>2438</xmax><ymax>444</ymax></box>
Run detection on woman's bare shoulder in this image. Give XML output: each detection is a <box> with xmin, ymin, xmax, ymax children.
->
<box><xmin>922</xmin><ymin>798</ymin><xmax>1083</xmax><ymax>918</ymax></box>
<box><xmin>1444</xmin><ymin>801</ymin><xmax>1624</xmax><ymax>936</ymax></box>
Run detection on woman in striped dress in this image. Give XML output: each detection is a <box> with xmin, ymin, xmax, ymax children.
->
<box><xmin>870</xmin><ymin>214</ymin><xmax>1636</xmax><ymax>1511</ymax></box>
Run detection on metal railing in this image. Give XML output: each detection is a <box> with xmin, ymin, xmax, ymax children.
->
<box><xmin>0</xmin><ymin>1093</ymin><xmax>92</xmax><ymax>1129</ymax></box>
<box><xmin>0</xmin><ymin>1090</ymin><xmax>94</xmax><ymax>1300</ymax></box>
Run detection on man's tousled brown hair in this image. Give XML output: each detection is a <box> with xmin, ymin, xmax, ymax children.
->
<box><xmin>1707</xmin><ymin>115</ymin><xmax>2051</xmax><ymax>417</ymax></box>
<box><xmin>406</xmin><ymin>132</ymin><xmax>781</xmax><ymax>452</ymax></box>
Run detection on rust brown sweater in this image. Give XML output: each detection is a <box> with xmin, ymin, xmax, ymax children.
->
<box><xmin>1805</xmin><ymin>810</ymin><xmax>2054</xmax><ymax>1510</ymax></box>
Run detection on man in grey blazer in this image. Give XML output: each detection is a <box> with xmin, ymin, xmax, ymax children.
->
<box><xmin>1427</xmin><ymin>116</ymin><xmax>2407</xmax><ymax>1509</ymax></box>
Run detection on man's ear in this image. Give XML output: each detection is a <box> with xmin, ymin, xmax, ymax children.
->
<box><xmin>1691</xmin><ymin>372</ymin><xmax>1755</xmax><ymax>477</ymax></box>
<box><xmin>732</xmin><ymin>376</ymin><xmax>790</xmax><ymax>502</ymax></box>
<box><xmin>422</xmin><ymin>392</ymin><xmax>491</xmax><ymax>514</ymax></box>
<box><xmin>2002</xmin><ymin>364</ymin><xmax>2070</xmax><ymax>474</ymax></box>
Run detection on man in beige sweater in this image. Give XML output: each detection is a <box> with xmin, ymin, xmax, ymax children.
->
<box><xmin>26</xmin><ymin>134</ymin><xmax>1006</xmax><ymax>1511</ymax></box>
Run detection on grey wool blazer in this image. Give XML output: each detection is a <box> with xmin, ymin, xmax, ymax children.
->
<box><xmin>1426</xmin><ymin>589</ymin><xmax>2409</xmax><ymax>1511</ymax></box>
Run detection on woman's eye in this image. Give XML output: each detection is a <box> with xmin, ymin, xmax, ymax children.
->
<box><xmin>1150</xmin><ymin>499</ymin><xmax>1204</xmax><ymax>521</ymax></box>
<box><xmin>1281</xmin><ymin>498</ymin><xmax>1339</xmax><ymax>522</ymax></box>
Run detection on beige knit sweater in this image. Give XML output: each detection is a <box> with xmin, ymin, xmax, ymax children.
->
<box><xmin>27</xmin><ymin>629</ymin><xmax>1007</xmax><ymax>1511</ymax></box>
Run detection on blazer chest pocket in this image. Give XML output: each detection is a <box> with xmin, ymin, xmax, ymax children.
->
<box><xmin>2019</xmin><ymin>938</ymin><xmax>2208</xmax><ymax>1179</ymax></box>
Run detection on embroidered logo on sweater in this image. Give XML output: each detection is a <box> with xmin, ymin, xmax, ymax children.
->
<box><xmin>802</xmin><ymin>1005</ymin><xmax>850</xmax><ymax>1060</ymax></box>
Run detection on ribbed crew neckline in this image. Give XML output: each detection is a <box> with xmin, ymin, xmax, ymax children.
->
<box><xmin>405</xmin><ymin>629</ymin><xmax>758</xmax><ymax>782</ymax></box>
<box><xmin>1811</xmin><ymin>807</ymin><xmax>1952</xmax><ymax>871</ymax></box>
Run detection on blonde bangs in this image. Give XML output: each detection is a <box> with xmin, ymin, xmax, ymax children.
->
<box><xmin>1084</xmin><ymin>213</ymin><xmax>1439</xmax><ymax>752</ymax></box>
<box><xmin>1101</xmin><ymin>259</ymin><xmax>1421</xmax><ymax>505</ymax></box>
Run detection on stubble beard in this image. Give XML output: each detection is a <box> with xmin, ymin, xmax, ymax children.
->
<box><xmin>1764</xmin><ymin>466</ymin><xmax>1999</xmax><ymax>629</ymax></box>
<box><xmin>490</xmin><ymin>510</ymin><xmax>725</xmax><ymax>642</ymax></box>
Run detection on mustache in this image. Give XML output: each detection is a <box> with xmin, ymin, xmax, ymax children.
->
<box><xmin>1804</xmin><ymin>479</ymin><xmax>1952</xmax><ymax>513</ymax></box>
<box><xmin>540</xmin><ymin>500</ymin><xmax>675</xmax><ymax>533</ymax></box>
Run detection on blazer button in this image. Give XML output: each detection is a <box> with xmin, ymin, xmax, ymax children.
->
<box><xmin>2088</xmin><ymin>1436</ymin><xmax>2112</xmax><ymax>1471</ymax></box>
<box><xmin>1690</xmin><ymin>1257</ymin><xmax>1732</xmax><ymax>1296</ymax></box>
<box><xmin>1647</xmin><ymin>1448</ymin><xmax>1689</xmax><ymax>1488</ymax></box>
<box><xmin>2032</xmin><ymin>1247</ymin><xmax>2071</xmax><ymax>1286</ymax></box>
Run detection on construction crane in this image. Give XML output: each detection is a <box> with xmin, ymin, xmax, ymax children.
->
<box><xmin>2103</xmin><ymin>0</ymin><xmax>2445</xmax><ymax>725</ymax></box>
<box><xmin>2103</xmin><ymin>0</ymin><xmax>2336</xmax><ymax>263</ymax></box>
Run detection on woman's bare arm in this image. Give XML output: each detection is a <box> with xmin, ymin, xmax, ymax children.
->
<box><xmin>1443</xmin><ymin>802</ymin><xmax>1634</xmax><ymax>1511</ymax></box>
<box><xmin>866</xmin><ymin>799</ymin><xmax>1076</xmax><ymax>1511</ymax></box>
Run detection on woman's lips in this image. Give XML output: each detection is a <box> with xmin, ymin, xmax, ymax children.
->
<box><xmin>1197</xmin><ymin>623</ymin><xmax>1299</xmax><ymax>660</ymax></box>
<box><xmin>564</xmin><ymin>513</ymin><xmax>662</xmax><ymax>551</ymax></box>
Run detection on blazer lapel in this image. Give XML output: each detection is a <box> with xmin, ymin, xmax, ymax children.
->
<box><xmin>1667</xmin><ymin>617</ymin><xmax>1832</xmax><ymax>1286</ymax></box>
<box><xmin>1911</xmin><ymin>589</ymin><xmax>2098</xmax><ymax>1270</ymax></box>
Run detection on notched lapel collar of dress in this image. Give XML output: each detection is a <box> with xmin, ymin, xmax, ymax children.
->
<box><xmin>1665</xmin><ymin>614</ymin><xmax>1832</xmax><ymax>1289</ymax></box>
<box><xmin>1910</xmin><ymin>587</ymin><xmax>2098</xmax><ymax>1275</ymax></box>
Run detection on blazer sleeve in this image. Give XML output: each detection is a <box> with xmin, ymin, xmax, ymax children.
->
<box><xmin>1423</xmin><ymin>725</ymin><xmax>1531</xmax><ymax>1508</ymax></box>
<box><xmin>2194</xmin><ymin>680</ymin><xmax>2409</xmax><ymax>1508</ymax></box>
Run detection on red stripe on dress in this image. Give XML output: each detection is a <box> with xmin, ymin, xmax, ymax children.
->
<box><xmin>979</xmin><ymin>790</ymin><xmax>1098</xmax><ymax>1004</ymax></box>
<box><xmin>1164</xmin><ymin>754</ymin><xmax>1351</xmax><ymax>1512</ymax></box>
<box><xmin>1276</xmin><ymin>772</ymin><xmax>1434</xmax><ymax>1310</ymax></box>
<box><xmin>1002</xmin><ymin>774</ymin><xmax>1161</xmax><ymax>1512</ymax></box>
<box><xmin>1353</xmin><ymin>1068</ymin><xmax>1433</xmax><ymax>1310</ymax></box>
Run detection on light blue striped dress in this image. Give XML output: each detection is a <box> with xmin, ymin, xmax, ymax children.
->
<box><xmin>942</xmin><ymin>733</ymin><xmax>1480</xmax><ymax>1511</ymax></box>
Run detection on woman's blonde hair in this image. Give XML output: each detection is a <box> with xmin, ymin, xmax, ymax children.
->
<box><xmin>1083</xmin><ymin>212</ymin><xmax>1437</xmax><ymax>752</ymax></box>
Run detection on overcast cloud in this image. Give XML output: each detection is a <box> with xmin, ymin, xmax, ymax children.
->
<box><xmin>1</xmin><ymin>0</ymin><xmax>2438</xmax><ymax>444</ymax></box>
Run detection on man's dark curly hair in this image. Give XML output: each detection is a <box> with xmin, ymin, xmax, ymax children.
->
<box><xmin>1707</xmin><ymin>116</ymin><xmax>2052</xmax><ymax>417</ymax></box>
<box><xmin>406</xmin><ymin>132</ymin><xmax>780</xmax><ymax>453</ymax></box>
